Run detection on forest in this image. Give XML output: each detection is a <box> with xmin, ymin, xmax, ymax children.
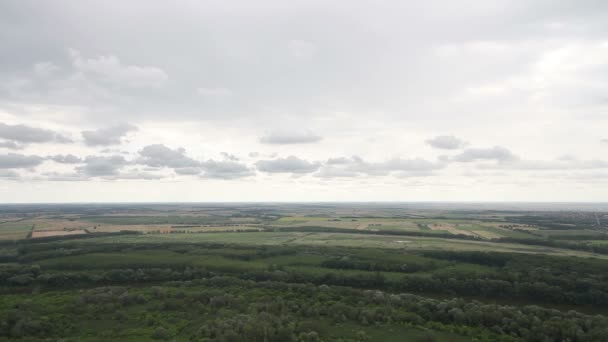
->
<box><xmin>1</xmin><ymin>203</ymin><xmax>608</xmax><ymax>341</ymax></box>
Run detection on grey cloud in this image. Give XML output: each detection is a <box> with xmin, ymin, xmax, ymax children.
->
<box><xmin>197</xmin><ymin>87</ymin><xmax>232</xmax><ymax>97</ymax></box>
<box><xmin>288</xmin><ymin>40</ymin><xmax>317</xmax><ymax>59</ymax></box>
<box><xmin>200</xmin><ymin>160</ymin><xmax>254</xmax><ymax>179</ymax></box>
<box><xmin>0</xmin><ymin>153</ymin><xmax>44</xmax><ymax>169</ymax></box>
<box><xmin>259</xmin><ymin>130</ymin><xmax>323</xmax><ymax>145</ymax></box>
<box><xmin>451</xmin><ymin>146</ymin><xmax>518</xmax><ymax>163</ymax></box>
<box><xmin>82</xmin><ymin>123</ymin><xmax>138</xmax><ymax>146</ymax></box>
<box><xmin>100</xmin><ymin>148</ymin><xmax>130</xmax><ymax>155</ymax></box>
<box><xmin>0</xmin><ymin>141</ymin><xmax>23</xmax><ymax>150</ymax></box>
<box><xmin>426</xmin><ymin>135</ymin><xmax>467</xmax><ymax>150</ymax></box>
<box><xmin>0</xmin><ymin>123</ymin><xmax>71</xmax><ymax>144</ymax></box>
<box><xmin>174</xmin><ymin>167</ymin><xmax>203</xmax><ymax>176</ymax></box>
<box><xmin>326</xmin><ymin>157</ymin><xmax>352</xmax><ymax>165</ymax></box>
<box><xmin>2</xmin><ymin>1</ymin><xmax>608</xmax><ymax>126</ymax></box>
<box><xmin>256</xmin><ymin>156</ymin><xmax>321</xmax><ymax>174</ymax></box>
<box><xmin>138</xmin><ymin>144</ymin><xmax>200</xmax><ymax>168</ymax></box>
<box><xmin>220</xmin><ymin>152</ymin><xmax>239</xmax><ymax>161</ymax></box>
<box><xmin>33</xmin><ymin>61</ymin><xmax>60</xmax><ymax>77</ymax></box>
<box><xmin>2</xmin><ymin>1</ymin><xmax>608</xmax><ymax>200</ymax></box>
<box><xmin>49</xmin><ymin>154</ymin><xmax>82</xmax><ymax>164</ymax></box>
<box><xmin>45</xmin><ymin>168</ymin><xmax>163</xmax><ymax>181</ymax></box>
<box><xmin>0</xmin><ymin>170</ymin><xmax>19</xmax><ymax>179</ymax></box>
<box><xmin>602</xmin><ymin>139</ymin><xmax>608</xmax><ymax>144</ymax></box>
<box><xmin>77</xmin><ymin>155</ymin><xmax>128</xmax><ymax>176</ymax></box>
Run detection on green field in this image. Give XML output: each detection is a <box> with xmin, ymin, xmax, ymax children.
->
<box><xmin>1</xmin><ymin>204</ymin><xmax>608</xmax><ymax>341</ymax></box>
<box><xmin>65</xmin><ymin>231</ymin><xmax>607</xmax><ymax>259</ymax></box>
<box><xmin>0</xmin><ymin>220</ymin><xmax>34</xmax><ymax>240</ymax></box>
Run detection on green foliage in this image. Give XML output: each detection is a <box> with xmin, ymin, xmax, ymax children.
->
<box><xmin>1</xmin><ymin>205</ymin><xmax>608</xmax><ymax>341</ymax></box>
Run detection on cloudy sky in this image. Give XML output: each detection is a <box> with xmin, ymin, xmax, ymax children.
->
<box><xmin>1</xmin><ymin>0</ymin><xmax>607</xmax><ymax>202</ymax></box>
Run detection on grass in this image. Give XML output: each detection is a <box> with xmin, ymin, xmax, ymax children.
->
<box><xmin>272</xmin><ymin>216</ymin><xmax>539</xmax><ymax>240</ymax></box>
<box><xmin>82</xmin><ymin>215</ymin><xmax>245</xmax><ymax>225</ymax></box>
<box><xmin>61</xmin><ymin>231</ymin><xmax>608</xmax><ymax>259</ymax></box>
<box><xmin>0</xmin><ymin>220</ymin><xmax>34</xmax><ymax>240</ymax></box>
<box><xmin>38</xmin><ymin>250</ymin><xmax>268</xmax><ymax>272</ymax></box>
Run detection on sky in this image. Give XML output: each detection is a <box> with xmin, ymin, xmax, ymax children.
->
<box><xmin>0</xmin><ymin>0</ymin><xmax>607</xmax><ymax>203</ymax></box>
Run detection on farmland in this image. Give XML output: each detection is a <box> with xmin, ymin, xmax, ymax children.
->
<box><xmin>1</xmin><ymin>203</ymin><xmax>608</xmax><ymax>341</ymax></box>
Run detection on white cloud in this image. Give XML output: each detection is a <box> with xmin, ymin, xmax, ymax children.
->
<box><xmin>1</xmin><ymin>2</ymin><xmax>608</xmax><ymax>201</ymax></box>
<box><xmin>288</xmin><ymin>40</ymin><xmax>317</xmax><ymax>59</ymax></box>
<box><xmin>69</xmin><ymin>49</ymin><xmax>168</xmax><ymax>88</ymax></box>
<box><xmin>482</xmin><ymin>158</ymin><xmax>608</xmax><ymax>171</ymax></box>
<box><xmin>316</xmin><ymin>156</ymin><xmax>444</xmax><ymax>178</ymax></box>
<box><xmin>197</xmin><ymin>87</ymin><xmax>232</xmax><ymax>97</ymax></box>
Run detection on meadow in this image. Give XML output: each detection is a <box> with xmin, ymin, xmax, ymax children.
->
<box><xmin>1</xmin><ymin>203</ymin><xmax>608</xmax><ymax>341</ymax></box>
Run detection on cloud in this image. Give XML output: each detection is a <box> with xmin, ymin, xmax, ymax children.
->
<box><xmin>200</xmin><ymin>160</ymin><xmax>254</xmax><ymax>179</ymax></box>
<box><xmin>481</xmin><ymin>158</ymin><xmax>608</xmax><ymax>171</ymax></box>
<box><xmin>42</xmin><ymin>172</ymin><xmax>88</xmax><ymax>182</ymax></box>
<box><xmin>315</xmin><ymin>165</ymin><xmax>360</xmax><ymax>178</ymax></box>
<box><xmin>426</xmin><ymin>135</ymin><xmax>467</xmax><ymax>150</ymax></box>
<box><xmin>379</xmin><ymin>158</ymin><xmax>444</xmax><ymax>175</ymax></box>
<box><xmin>288</xmin><ymin>40</ymin><xmax>317</xmax><ymax>59</ymax></box>
<box><xmin>259</xmin><ymin>129</ymin><xmax>323</xmax><ymax>145</ymax></box>
<box><xmin>107</xmin><ymin>171</ymin><xmax>164</xmax><ymax>180</ymax></box>
<box><xmin>69</xmin><ymin>49</ymin><xmax>168</xmax><ymax>88</ymax></box>
<box><xmin>44</xmin><ymin>168</ymin><xmax>163</xmax><ymax>181</ymax></box>
<box><xmin>256</xmin><ymin>156</ymin><xmax>321</xmax><ymax>174</ymax></box>
<box><xmin>0</xmin><ymin>153</ymin><xmax>44</xmax><ymax>169</ymax></box>
<box><xmin>451</xmin><ymin>146</ymin><xmax>518</xmax><ymax>163</ymax></box>
<box><xmin>220</xmin><ymin>152</ymin><xmax>239</xmax><ymax>161</ymax></box>
<box><xmin>76</xmin><ymin>155</ymin><xmax>128</xmax><ymax>176</ymax></box>
<box><xmin>33</xmin><ymin>62</ymin><xmax>60</xmax><ymax>77</ymax></box>
<box><xmin>197</xmin><ymin>87</ymin><xmax>232</xmax><ymax>97</ymax></box>
<box><xmin>48</xmin><ymin>154</ymin><xmax>83</xmax><ymax>164</ymax></box>
<box><xmin>316</xmin><ymin>156</ymin><xmax>444</xmax><ymax>178</ymax></box>
<box><xmin>174</xmin><ymin>167</ymin><xmax>202</xmax><ymax>176</ymax></box>
<box><xmin>0</xmin><ymin>141</ymin><xmax>23</xmax><ymax>150</ymax></box>
<box><xmin>82</xmin><ymin>123</ymin><xmax>138</xmax><ymax>146</ymax></box>
<box><xmin>0</xmin><ymin>170</ymin><xmax>19</xmax><ymax>179</ymax></box>
<box><xmin>602</xmin><ymin>139</ymin><xmax>608</xmax><ymax>144</ymax></box>
<box><xmin>0</xmin><ymin>123</ymin><xmax>71</xmax><ymax>144</ymax></box>
<box><xmin>2</xmin><ymin>2</ymin><xmax>608</xmax><ymax>201</ymax></box>
<box><xmin>138</xmin><ymin>144</ymin><xmax>200</xmax><ymax>168</ymax></box>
